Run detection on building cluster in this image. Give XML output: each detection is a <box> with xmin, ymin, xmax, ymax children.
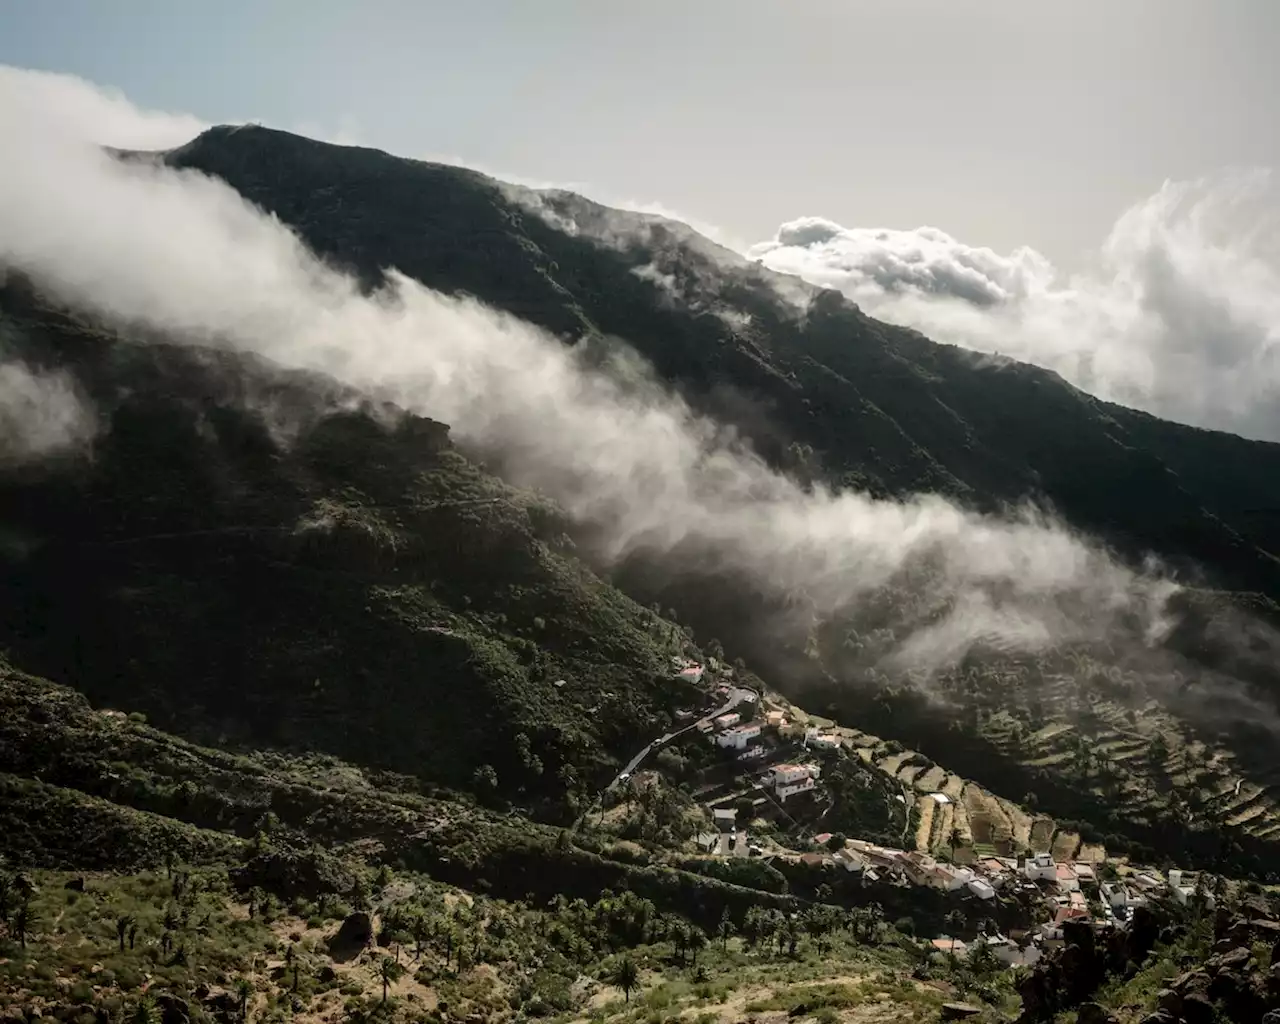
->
<box><xmin>804</xmin><ymin>837</ymin><xmax>1215</xmax><ymax>962</ymax></box>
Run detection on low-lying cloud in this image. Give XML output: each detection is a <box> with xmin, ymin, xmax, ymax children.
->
<box><xmin>749</xmin><ymin>173</ymin><xmax>1280</xmax><ymax>442</ymax></box>
<box><xmin>0</xmin><ymin>64</ymin><xmax>1215</xmax><ymax>685</ymax></box>
<box><xmin>0</xmin><ymin>357</ymin><xmax>95</xmax><ymax>465</ymax></box>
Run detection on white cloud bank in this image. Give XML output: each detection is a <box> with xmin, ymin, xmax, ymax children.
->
<box><xmin>749</xmin><ymin>172</ymin><xmax>1280</xmax><ymax>442</ymax></box>
<box><xmin>0</xmin><ymin>63</ymin><xmax>1197</xmax><ymax>680</ymax></box>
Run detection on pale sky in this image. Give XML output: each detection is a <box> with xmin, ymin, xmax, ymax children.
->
<box><xmin>2</xmin><ymin>0</ymin><xmax>1278</xmax><ymax>266</ymax></box>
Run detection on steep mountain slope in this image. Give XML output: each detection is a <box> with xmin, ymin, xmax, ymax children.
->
<box><xmin>0</xmin><ymin>281</ymin><xmax>700</xmax><ymax>818</ymax></box>
<box><xmin>4</xmin><ymin>124</ymin><xmax>1280</xmax><ymax>879</ymax></box>
<box><xmin>164</xmin><ymin>126</ymin><xmax>1280</xmax><ymax>599</ymax></box>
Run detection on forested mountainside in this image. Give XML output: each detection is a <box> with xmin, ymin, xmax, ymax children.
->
<box><xmin>164</xmin><ymin>126</ymin><xmax>1280</xmax><ymax>874</ymax></box>
<box><xmin>2</xmin><ymin>124</ymin><xmax>1280</xmax><ymax>874</ymax></box>
<box><xmin>0</xmin><ymin>280</ymin><xmax>702</xmax><ymax>818</ymax></box>
<box><xmin>7</xmin><ymin>122</ymin><xmax>1280</xmax><ymax>1023</ymax></box>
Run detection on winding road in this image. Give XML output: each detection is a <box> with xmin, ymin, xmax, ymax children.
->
<box><xmin>609</xmin><ymin>685</ymin><xmax>758</xmax><ymax>790</ymax></box>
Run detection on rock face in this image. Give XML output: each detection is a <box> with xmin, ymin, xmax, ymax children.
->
<box><xmin>1019</xmin><ymin>901</ymin><xmax>1280</xmax><ymax>1024</ymax></box>
<box><xmin>1017</xmin><ymin>908</ymin><xmax>1163</xmax><ymax>1022</ymax></box>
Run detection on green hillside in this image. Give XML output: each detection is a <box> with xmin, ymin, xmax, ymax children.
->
<box><xmin>0</xmin><ymin>282</ymin><xmax>703</xmax><ymax>820</ymax></box>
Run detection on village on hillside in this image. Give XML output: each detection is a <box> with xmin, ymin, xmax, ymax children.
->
<box><xmin>606</xmin><ymin>654</ymin><xmax>1227</xmax><ymax>971</ymax></box>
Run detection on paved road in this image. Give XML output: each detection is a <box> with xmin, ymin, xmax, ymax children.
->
<box><xmin>608</xmin><ymin>685</ymin><xmax>757</xmax><ymax>790</ymax></box>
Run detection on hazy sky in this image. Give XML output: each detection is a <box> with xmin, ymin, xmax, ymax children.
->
<box><xmin>3</xmin><ymin>0</ymin><xmax>1278</xmax><ymax>266</ymax></box>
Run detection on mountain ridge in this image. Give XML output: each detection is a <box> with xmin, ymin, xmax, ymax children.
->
<box><xmin>3</xmin><ymin>123</ymin><xmax>1280</xmax><ymax>882</ymax></box>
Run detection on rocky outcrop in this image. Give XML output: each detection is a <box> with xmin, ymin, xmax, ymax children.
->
<box><xmin>1020</xmin><ymin>900</ymin><xmax>1280</xmax><ymax>1024</ymax></box>
<box><xmin>1017</xmin><ymin>908</ymin><xmax>1163</xmax><ymax>1022</ymax></box>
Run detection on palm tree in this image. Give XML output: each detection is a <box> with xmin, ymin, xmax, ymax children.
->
<box><xmin>131</xmin><ymin>999</ymin><xmax>155</xmax><ymax>1024</ymax></box>
<box><xmin>0</xmin><ymin>875</ymin><xmax>13</xmax><ymax>936</ymax></box>
<box><xmin>686</xmin><ymin>925</ymin><xmax>707</xmax><ymax>966</ymax></box>
<box><xmin>11</xmin><ymin>901</ymin><xmax>32</xmax><ymax>949</ymax></box>
<box><xmin>411</xmin><ymin>912</ymin><xmax>433</xmax><ymax>961</ymax></box>
<box><xmin>948</xmin><ymin>826</ymin><xmax>964</xmax><ymax>860</ymax></box>
<box><xmin>671</xmin><ymin>920</ymin><xmax>689</xmax><ymax>964</ymax></box>
<box><xmin>944</xmin><ymin>910</ymin><xmax>965</xmax><ymax>961</ymax></box>
<box><xmin>247</xmin><ymin>887</ymin><xmax>267</xmax><ymax>921</ymax></box>
<box><xmin>285</xmin><ymin>943</ymin><xmax>301</xmax><ymax>991</ymax></box>
<box><xmin>716</xmin><ymin>909</ymin><xmax>735</xmax><ymax>951</ymax></box>
<box><xmin>116</xmin><ymin>913</ymin><xmax>135</xmax><ymax>952</ymax></box>
<box><xmin>372</xmin><ymin>955</ymin><xmax>405</xmax><ymax>1003</ymax></box>
<box><xmin>233</xmin><ymin>977</ymin><xmax>253</xmax><ymax>1022</ymax></box>
<box><xmin>863</xmin><ymin>902</ymin><xmax>884</xmax><ymax>943</ymax></box>
<box><xmin>610</xmin><ymin>956</ymin><xmax>640</xmax><ymax>1003</ymax></box>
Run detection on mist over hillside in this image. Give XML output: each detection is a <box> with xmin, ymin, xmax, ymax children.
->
<box><xmin>4</xmin><ymin>71</ymin><xmax>1280</xmax><ymax>881</ymax></box>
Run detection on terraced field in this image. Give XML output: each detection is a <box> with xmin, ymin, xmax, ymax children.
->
<box><xmin>964</xmin><ymin>668</ymin><xmax>1280</xmax><ymax>863</ymax></box>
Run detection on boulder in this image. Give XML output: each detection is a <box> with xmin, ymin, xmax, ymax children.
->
<box><xmin>152</xmin><ymin>994</ymin><xmax>190</xmax><ymax>1024</ymax></box>
<box><xmin>332</xmin><ymin>911</ymin><xmax>373</xmax><ymax>947</ymax></box>
<box><xmin>63</xmin><ymin>877</ymin><xmax>85</xmax><ymax>892</ymax></box>
<box><xmin>1171</xmin><ymin>969</ymin><xmax>1212</xmax><ymax>995</ymax></box>
<box><xmin>1154</xmin><ymin>988</ymin><xmax>1181</xmax><ymax>1016</ymax></box>
<box><xmin>940</xmin><ymin>1004</ymin><xmax>983</xmax><ymax>1020</ymax></box>
<box><xmin>1075</xmin><ymin>1002</ymin><xmax>1116</xmax><ymax>1024</ymax></box>
<box><xmin>1180</xmin><ymin>991</ymin><xmax>1215</xmax><ymax>1024</ymax></box>
<box><xmin>1205</xmin><ymin>945</ymin><xmax>1253</xmax><ymax>974</ymax></box>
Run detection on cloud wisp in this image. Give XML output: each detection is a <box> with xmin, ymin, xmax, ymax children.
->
<box><xmin>0</xmin><ymin>356</ymin><xmax>95</xmax><ymax>465</ymax></box>
<box><xmin>0</xmin><ymin>64</ymin><xmax>1193</xmax><ymax>681</ymax></box>
<box><xmin>749</xmin><ymin>172</ymin><xmax>1280</xmax><ymax>442</ymax></box>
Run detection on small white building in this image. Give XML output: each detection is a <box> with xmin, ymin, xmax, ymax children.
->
<box><xmin>1054</xmin><ymin>863</ymin><xmax>1080</xmax><ymax>892</ymax></box>
<box><xmin>713</xmin><ymin>712</ymin><xmax>741</xmax><ymax>730</ymax></box>
<box><xmin>978</xmin><ymin>935</ymin><xmax>1041</xmax><ymax>967</ymax></box>
<box><xmin>933</xmin><ymin>865</ymin><xmax>975</xmax><ymax>891</ymax></box>
<box><xmin>769</xmin><ymin>763</ymin><xmax>819</xmax><ymax>787</ymax></box>
<box><xmin>777</xmin><ymin>776</ymin><xmax>817</xmax><ymax>801</ymax></box>
<box><xmin>716</xmin><ymin>722</ymin><xmax>762</xmax><ymax>749</ymax></box>
<box><xmin>803</xmin><ymin>726</ymin><xmax>841</xmax><ymax>750</ymax></box>
<box><xmin>675</xmin><ymin>663</ymin><xmax>705</xmax><ymax>683</ymax></box>
<box><xmin>833</xmin><ymin>848</ymin><xmax>866</xmax><ymax>873</ymax></box>
<box><xmin>1101</xmin><ymin>881</ymin><xmax>1145</xmax><ymax>911</ymax></box>
<box><xmin>967</xmin><ymin>878</ymin><xmax>997</xmax><ymax>900</ymax></box>
<box><xmin>1024</xmin><ymin>853</ymin><xmax>1057</xmax><ymax>883</ymax></box>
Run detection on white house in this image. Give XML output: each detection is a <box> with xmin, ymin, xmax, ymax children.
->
<box><xmin>769</xmin><ymin>763</ymin><xmax>818</xmax><ymax>787</ymax></box>
<box><xmin>967</xmin><ymin>878</ymin><xmax>997</xmax><ymax>900</ymax></box>
<box><xmin>1024</xmin><ymin>853</ymin><xmax>1057</xmax><ymax>883</ymax></box>
<box><xmin>716</xmin><ymin>722</ymin><xmax>762</xmax><ymax>750</ymax></box>
<box><xmin>712</xmin><ymin>807</ymin><xmax>737</xmax><ymax>832</ymax></box>
<box><xmin>713</xmin><ymin>712</ymin><xmax>741</xmax><ymax>730</ymax></box>
<box><xmin>978</xmin><ymin>935</ymin><xmax>1041</xmax><ymax>967</ymax></box>
<box><xmin>833</xmin><ymin>848</ymin><xmax>866</xmax><ymax>873</ymax></box>
<box><xmin>1101</xmin><ymin>882</ymin><xmax>1146</xmax><ymax>912</ymax></box>
<box><xmin>933</xmin><ymin>865</ymin><xmax>975</xmax><ymax>891</ymax></box>
<box><xmin>777</xmin><ymin>776</ymin><xmax>817</xmax><ymax>801</ymax></box>
<box><xmin>803</xmin><ymin>726</ymin><xmax>841</xmax><ymax>750</ymax></box>
<box><xmin>675</xmin><ymin>663</ymin><xmax>705</xmax><ymax>683</ymax></box>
